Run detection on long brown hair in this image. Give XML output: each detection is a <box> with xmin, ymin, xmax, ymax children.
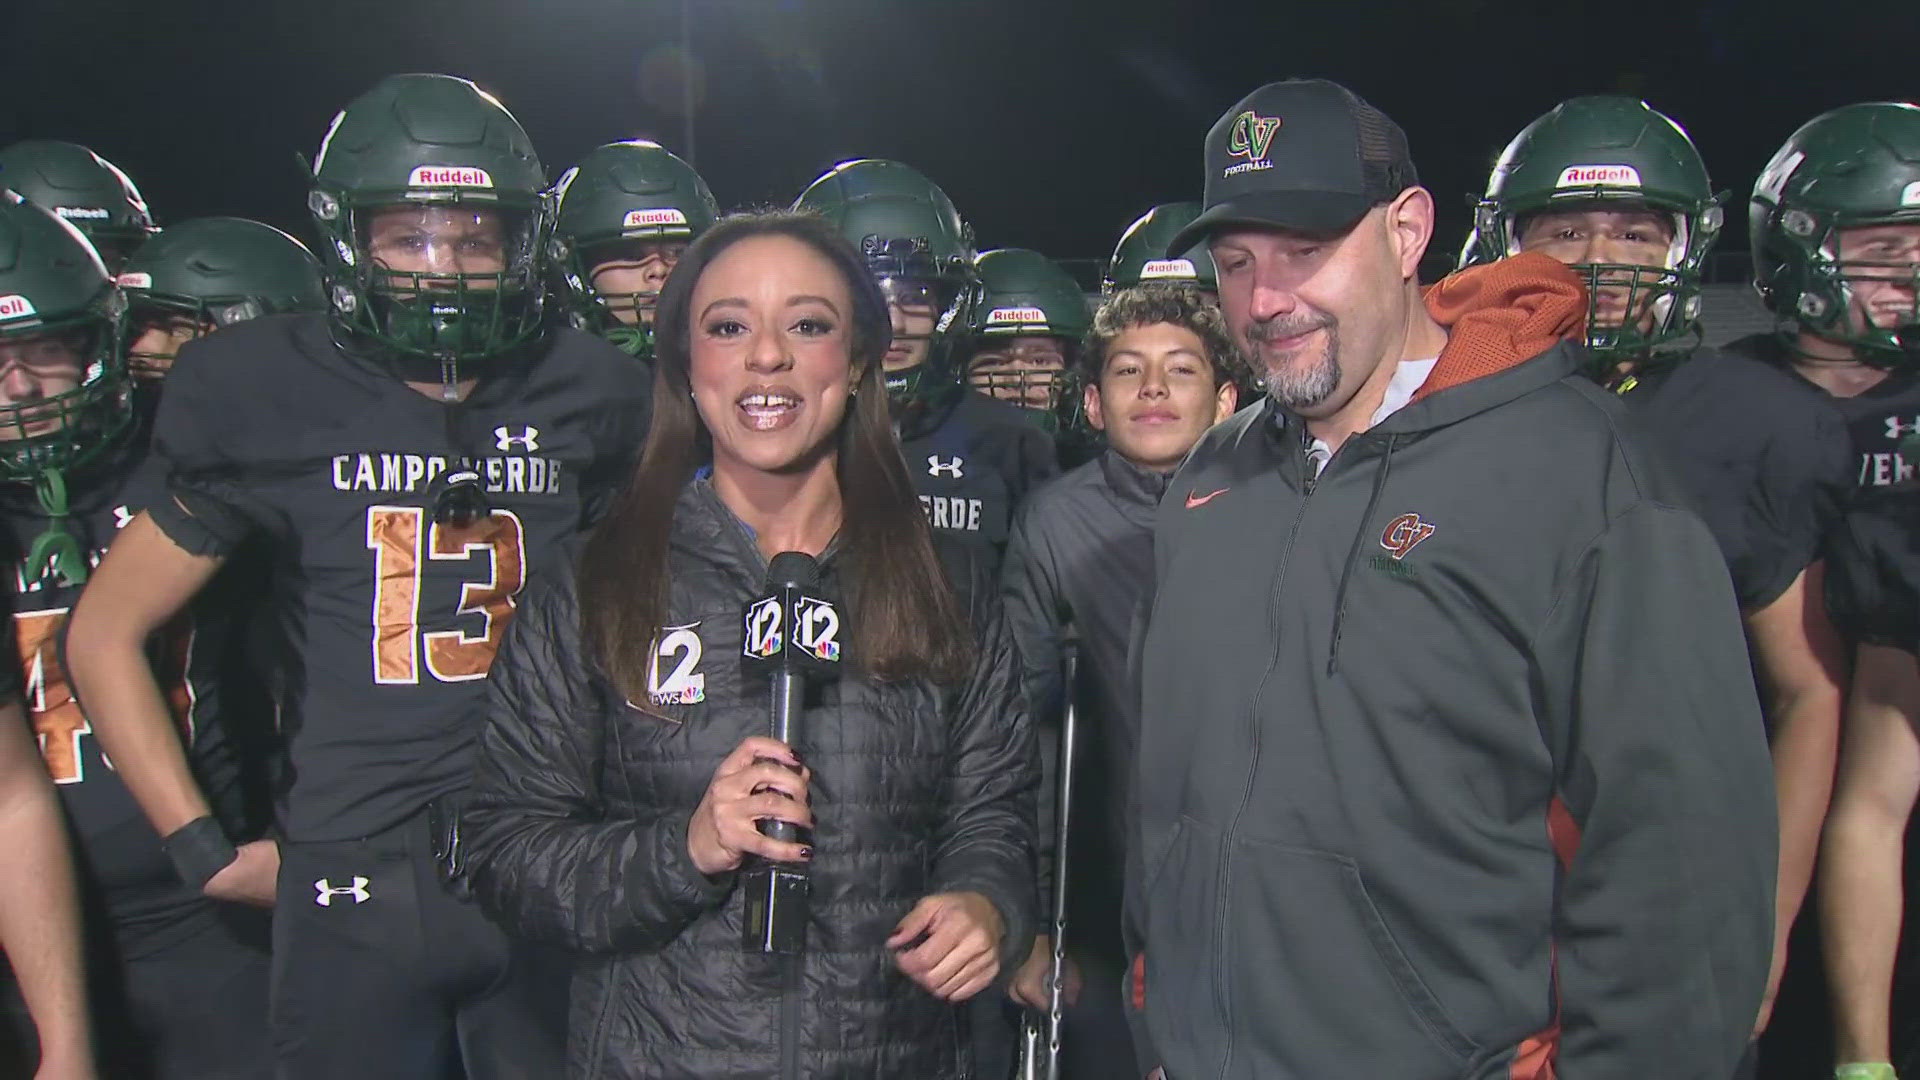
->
<box><xmin>579</xmin><ymin>210</ymin><xmax>973</xmax><ymax>698</ymax></box>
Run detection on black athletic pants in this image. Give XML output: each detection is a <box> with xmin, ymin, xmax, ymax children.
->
<box><xmin>270</xmin><ymin>805</ymin><xmax>567</xmax><ymax>1080</ymax></box>
<box><xmin>0</xmin><ymin>903</ymin><xmax>272</xmax><ymax>1079</ymax></box>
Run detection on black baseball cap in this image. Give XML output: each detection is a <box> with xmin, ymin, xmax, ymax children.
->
<box><xmin>1168</xmin><ymin>78</ymin><xmax>1420</xmax><ymax>255</ymax></box>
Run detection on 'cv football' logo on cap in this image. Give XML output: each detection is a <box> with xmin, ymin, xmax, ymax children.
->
<box><xmin>1226</xmin><ymin>111</ymin><xmax>1283</xmax><ymax>167</ymax></box>
<box><xmin>0</xmin><ymin>295</ymin><xmax>37</xmax><ymax>322</ymax></box>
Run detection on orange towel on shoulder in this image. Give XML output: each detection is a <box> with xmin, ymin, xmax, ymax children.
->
<box><xmin>1412</xmin><ymin>251</ymin><xmax>1588</xmax><ymax>402</ymax></box>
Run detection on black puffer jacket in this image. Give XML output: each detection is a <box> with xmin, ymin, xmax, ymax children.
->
<box><xmin>463</xmin><ymin>478</ymin><xmax>1038</xmax><ymax>1079</ymax></box>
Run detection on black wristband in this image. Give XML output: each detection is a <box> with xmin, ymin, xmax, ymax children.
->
<box><xmin>162</xmin><ymin>816</ymin><xmax>238</xmax><ymax>891</ymax></box>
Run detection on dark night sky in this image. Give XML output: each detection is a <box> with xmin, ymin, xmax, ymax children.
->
<box><xmin>5</xmin><ymin>0</ymin><xmax>1918</xmax><ymax>278</ymax></box>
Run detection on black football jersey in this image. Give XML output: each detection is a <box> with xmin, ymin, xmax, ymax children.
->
<box><xmin>148</xmin><ymin>314</ymin><xmax>649</xmax><ymax>841</ymax></box>
<box><xmin>1618</xmin><ymin>348</ymin><xmax>1853</xmax><ymax>611</ymax></box>
<box><xmin>1827</xmin><ymin>484</ymin><xmax>1920</xmax><ymax>651</ymax></box>
<box><xmin>1726</xmin><ymin>332</ymin><xmax>1920</xmax><ymax>489</ymax></box>
<box><xmin>0</xmin><ymin>443</ymin><xmax>248</xmax><ymax>943</ymax></box>
<box><xmin>898</xmin><ymin>389</ymin><xmax>1057</xmax><ymax>577</ymax></box>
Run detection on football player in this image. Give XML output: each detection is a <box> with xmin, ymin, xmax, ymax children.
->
<box><xmin>961</xmin><ymin>248</ymin><xmax>1089</xmax><ymax>417</ymax></box>
<box><xmin>117</xmin><ymin>217</ymin><xmax>325</xmax><ymax>384</ymax></box>
<box><xmin>1736</xmin><ymin>103</ymin><xmax>1920</xmax><ymax>490</ymax></box>
<box><xmin>0</xmin><ymin>141</ymin><xmax>157</xmax><ymax>274</ymax></box>
<box><xmin>1001</xmin><ymin>282</ymin><xmax>1240</xmax><ymax>1078</ymax></box>
<box><xmin>1758</xmin><ymin>103</ymin><xmax>1920</xmax><ymax>1080</ymax></box>
<box><xmin>64</xmin><ymin>74</ymin><xmax>650</xmax><ymax>1080</ymax></box>
<box><xmin>1463</xmin><ymin>97</ymin><xmax>1853</xmax><ymax>1073</ymax></box>
<box><xmin>794</xmin><ymin>159</ymin><xmax>1055</xmax><ymax>575</ymax></box>
<box><xmin>0</xmin><ymin>195</ymin><xmax>275</xmax><ymax>1078</ymax></box>
<box><xmin>1103</xmin><ymin>202</ymin><xmax>1218</xmax><ymax>305</ymax></box>
<box><xmin>551</xmin><ymin>139</ymin><xmax>718</xmax><ymax>359</ymax></box>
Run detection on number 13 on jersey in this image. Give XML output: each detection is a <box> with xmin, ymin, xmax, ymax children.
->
<box><xmin>366</xmin><ymin>506</ymin><xmax>527</xmax><ymax>685</ymax></box>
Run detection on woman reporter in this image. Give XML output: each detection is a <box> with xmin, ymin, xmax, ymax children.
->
<box><xmin>461</xmin><ymin>210</ymin><xmax>1038</xmax><ymax>1078</ymax></box>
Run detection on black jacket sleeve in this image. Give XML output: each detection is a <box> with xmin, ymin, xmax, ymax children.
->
<box><xmin>1532</xmin><ymin>500</ymin><xmax>1775</xmax><ymax>1079</ymax></box>
<box><xmin>999</xmin><ymin>504</ymin><xmax>1070</xmax><ymax>902</ymax></box>
<box><xmin>462</xmin><ymin>570</ymin><xmax>733</xmax><ymax>955</ymax></box>
<box><xmin>930</xmin><ymin>549</ymin><xmax>1041</xmax><ymax>973</ymax></box>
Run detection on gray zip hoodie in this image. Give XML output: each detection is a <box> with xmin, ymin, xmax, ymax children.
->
<box><xmin>1129</xmin><ymin>257</ymin><xmax>1775</xmax><ymax>1080</ymax></box>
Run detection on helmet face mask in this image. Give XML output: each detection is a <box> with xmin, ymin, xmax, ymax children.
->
<box><xmin>122</xmin><ymin>305</ymin><xmax>213</xmax><ymax>381</ymax></box>
<box><xmin>1504</xmin><ymin>198</ymin><xmax>1710</xmax><ymax>365</ymax></box>
<box><xmin>0</xmin><ymin>323</ymin><xmax>127</xmax><ymax>473</ymax></box>
<box><xmin>1461</xmin><ymin>97</ymin><xmax>1722</xmax><ymax>371</ymax></box>
<box><xmin>1813</xmin><ymin>222</ymin><xmax>1920</xmax><ymax>350</ymax></box>
<box><xmin>316</xmin><ymin>194</ymin><xmax>546</xmax><ymax>374</ymax></box>
<box><xmin>965</xmin><ymin>333</ymin><xmax>1074</xmax><ymax>414</ymax></box>
<box><xmin>575</xmin><ymin>238</ymin><xmax>686</xmax><ymax>328</ymax></box>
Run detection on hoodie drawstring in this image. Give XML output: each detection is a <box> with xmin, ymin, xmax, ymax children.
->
<box><xmin>1327</xmin><ymin>434</ymin><xmax>1396</xmax><ymax>675</ymax></box>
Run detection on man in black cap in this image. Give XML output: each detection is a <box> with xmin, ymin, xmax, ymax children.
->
<box><xmin>1126</xmin><ymin>78</ymin><xmax>1776</xmax><ymax>1079</ymax></box>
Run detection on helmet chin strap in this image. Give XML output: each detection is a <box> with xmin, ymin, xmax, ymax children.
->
<box><xmin>25</xmin><ymin>467</ymin><xmax>87</xmax><ymax>587</ymax></box>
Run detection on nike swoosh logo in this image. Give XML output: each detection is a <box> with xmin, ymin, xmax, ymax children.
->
<box><xmin>1185</xmin><ymin>487</ymin><xmax>1229</xmax><ymax>509</ymax></box>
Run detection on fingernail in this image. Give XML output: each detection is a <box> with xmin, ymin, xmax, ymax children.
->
<box><xmin>799</xmin><ymin>846</ymin><xmax>813</xmax><ymax>860</ymax></box>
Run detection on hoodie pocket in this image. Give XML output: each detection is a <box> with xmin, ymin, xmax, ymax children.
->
<box><xmin>1138</xmin><ymin>818</ymin><xmax>1230</xmax><ymax>1073</ymax></box>
<box><xmin>1226</xmin><ymin>838</ymin><xmax>1477</xmax><ymax>1074</ymax></box>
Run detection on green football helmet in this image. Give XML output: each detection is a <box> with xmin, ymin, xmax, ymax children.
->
<box><xmin>117</xmin><ymin>217</ymin><xmax>326</xmax><ymax>380</ymax></box>
<box><xmin>960</xmin><ymin>248</ymin><xmax>1090</xmax><ymax>425</ymax></box>
<box><xmin>792</xmin><ymin>159</ymin><xmax>975</xmax><ymax>407</ymax></box>
<box><xmin>0</xmin><ymin>194</ymin><xmax>134</xmax><ymax>584</ymax></box>
<box><xmin>0</xmin><ymin>140</ymin><xmax>157</xmax><ymax>273</ymax></box>
<box><xmin>553</xmin><ymin>140</ymin><xmax>718</xmax><ymax>358</ymax></box>
<box><xmin>1461</xmin><ymin>96</ymin><xmax>1723</xmax><ymax>368</ymax></box>
<box><xmin>1105</xmin><ymin>202</ymin><xmax>1217</xmax><ymax>294</ymax></box>
<box><xmin>308</xmin><ymin>73</ymin><xmax>549</xmax><ymax>383</ymax></box>
<box><xmin>1750</xmin><ymin>102</ymin><xmax>1920</xmax><ymax>360</ymax></box>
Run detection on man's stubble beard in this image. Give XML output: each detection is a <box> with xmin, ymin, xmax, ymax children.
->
<box><xmin>1257</xmin><ymin>322</ymin><xmax>1341</xmax><ymax>412</ymax></box>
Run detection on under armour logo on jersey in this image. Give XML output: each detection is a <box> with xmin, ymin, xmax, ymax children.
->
<box><xmin>1379</xmin><ymin>513</ymin><xmax>1437</xmax><ymax>560</ymax></box>
<box><xmin>494</xmin><ymin>425</ymin><xmax>541</xmax><ymax>452</ymax></box>
<box><xmin>927</xmin><ymin>455</ymin><xmax>964</xmax><ymax>479</ymax></box>
<box><xmin>313</xmin><ymin>876</ymin><xmax>371</xmax><ymax>906</ymax></box>
<box><xmin>1885</xmin><ymin>415</ymin><xmax>1920</xmax><ymax>440</ymax></box>
<box><xmin>111</xmin><ymin>505</ymin><xmax>133</xmax><ymax>530</ymax></box>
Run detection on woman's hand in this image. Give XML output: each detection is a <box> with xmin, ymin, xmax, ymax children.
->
<box><xmin>686</xmin><ymin>737</ymin><xmax>812</xmax><ymax>876</ymax></box>
<box><xmin>888</xmin><ymin>891</ymin><xmax>1005</xmax><ymax>1002</ymax></box>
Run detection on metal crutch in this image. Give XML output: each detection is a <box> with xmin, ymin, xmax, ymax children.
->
<box><xmin>1014</xmin><ymin>645</ymin><xmax>1078</xmax><ymax>1080</ymax></box>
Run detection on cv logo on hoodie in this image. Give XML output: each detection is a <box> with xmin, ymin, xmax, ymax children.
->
<box><xmin>1379</xmin><ymin>513</ymin><xmax>1436</xmax><ymax>560</ymax></box>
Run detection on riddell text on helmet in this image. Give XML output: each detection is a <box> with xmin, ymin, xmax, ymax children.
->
<box><xmin>408</xmin><ymin>166</ymin><xmax>494</xmax><ymax>188</ymax></box>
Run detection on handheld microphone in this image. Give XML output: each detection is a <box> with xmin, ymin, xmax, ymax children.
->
<box><xmin>740</xmin><ymin>551</ymin><xmax>842</xmax><ymax>954</ymax></box>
